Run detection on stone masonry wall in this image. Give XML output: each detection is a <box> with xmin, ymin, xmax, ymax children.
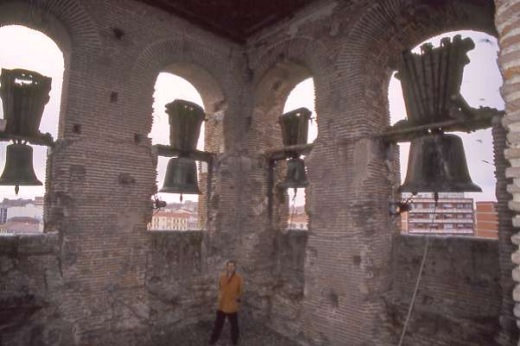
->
<box><xmin>0</xmin><ymin>0</ymin><xmax>517</xmax><ymax>345</ymax></box>
<box><xmin>386</xmin><ymin>236</ymin><xmax>501</xmax><ymax>346</ymax></box>
<box><xmin>146</xmin><ymin>231</ymin><xmax>215</xmax><ymax>342</ymax></box>
<box><xmin>245</xmin><ymin>0</ymin><xmax>502</xmax><ymax>345</ymax></box>
<box><xmin>0</xmin><ymin>234</ymin><xmax>65</xmax><ymax>345</ymax></box>
<box><xmin>0</xmin><ymin>0</ymin><xmax>243</xmax><ymax>345</ymax></box>
<box><xmin>496</xmin><ymin>0</ymin><xmax>520</xmax><ymax>344</ymax></box>
<box><xmin>270</xmin><ymin>230</ymin><xmax>308</xmax><ymax>341</ymax></box>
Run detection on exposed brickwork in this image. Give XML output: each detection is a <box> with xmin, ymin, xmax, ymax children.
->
<box><xmin>147</xmin><ymin>231</ymin><xmax>214</xmax><ymax>334</ymax></box>
<box><xmin>270</xmin><ymin>230</ymin><xmax>308</xmax><ymax>340</ymax></box>
<box><xmin>0</xmin><ymin>234</ymin><xmax>65</xmax><ymax>345</ymax></box>
<box><xmin>246</xmin><ymin>0</ymin><xmax>501</xmax><ymax>345</ymax></box>
<box><xmin>0</xmin><ymin>0</ymin><xmax>517</xmax><ymax>345</ymax></box>
<box><xmin>386</xmin><ymin>236</ymin><xmax>501</xmax><ymax>345</ymax></box>
<box><xmin>492</xmin><ymin>116</ymin><xmax>519</xmax><ymax>345</ymax></box>
<box><xmin>496</xmin><ymin>0</ymin><xmax>520</xmax><ymax>343</ymax></box>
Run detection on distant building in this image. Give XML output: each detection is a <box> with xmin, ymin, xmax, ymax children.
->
<box><xmin>149</xmin><ymin>209</ymin><xmax>194</xmax><ymax>231</ymax></box>
<box><xmin>401</xmin><ymin>192</ymin><xmax>474</xmax><ymax>235</ymax></box>
<box><xmin>7</xmin><ymin>203</ymin><xmax>43</xmax><ymax>221</ymax></box>
<box><xmin>0</xmin><ymin>197</ymin><xmax>44</xmax><ymax>232</ymax></box>
<box><xmin>0</xmin><ymin>218</ymin><xmax>41</xmax><ymax>234</ymax></box>
<box><xmin>0</xmin><ymin>207</ymin><xmax>7</xmax><ymax>224</ymax></box>
<box><xmin>288</xmin><ymin>212</ymin><xmax>308</xmax><ymax>230</ymax></box>
<box><xmin>474</xmin><ymin>201</ymin><xmax>498</xmax><ymax>239</ymax></box>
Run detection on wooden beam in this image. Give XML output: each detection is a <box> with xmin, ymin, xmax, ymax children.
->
<box><xmin>153</xmin><ymin>144</ymin><xmax>215</xmax><ymax>163</ymax></box>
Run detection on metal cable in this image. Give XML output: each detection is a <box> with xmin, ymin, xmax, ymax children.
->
<box><xmin>398</xmin><ymin>192</ymin><xmax>438</xmax><ymax>346</ymax></box>
<box><xmin>288</xmin><ymin>188</ymin><xmax>298</xmax><ymax>229</ymax></box>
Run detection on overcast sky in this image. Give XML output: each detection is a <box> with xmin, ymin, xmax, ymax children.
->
<box><xmin>0</xmin><ymin>26</ymin><xmax>502</xmax><ymax>205</ymax></box>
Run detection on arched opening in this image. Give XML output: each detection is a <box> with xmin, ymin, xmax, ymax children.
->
<box><xmin>253</xmin><ymin>59</ymin><xmax>313</xmax><ymax>230</ymax></box>
<box><xmin>283</xmin><ymin>78</ymin><xmax>317</xmax><ymax>230</ymax></box>
<box><xmin>149</xmin><ymin>72</ymin><xmax>206</xmax><ymax>231</ymax></box>
<box><xmin>388</xmin><ymin>30</ymin><xmax>503</xmax><ymax>238</ymax></box>
<box><xmin>0</xmin><ymin>25</ymin><xmax>64</xmax><ymax>234</ymax></box>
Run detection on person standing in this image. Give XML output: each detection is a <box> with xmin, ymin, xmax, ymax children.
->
<box><xmin>209</xmin><ymin>260</ymin><xmax>243</xmax><ymax>345</ymax></box>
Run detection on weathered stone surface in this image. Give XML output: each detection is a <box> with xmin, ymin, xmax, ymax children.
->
<box><xmin>0</xmin><ymin>0</ymin><xmax>514</xmax><ymax>345</ymax></box>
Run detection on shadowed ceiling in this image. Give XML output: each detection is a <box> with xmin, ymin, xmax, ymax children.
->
<box><xmin>136</xmin><ymin>0</ymin><xmax>319</xmax><ymax>43</ymax></box>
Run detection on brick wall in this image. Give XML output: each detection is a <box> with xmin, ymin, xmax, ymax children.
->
<box><xmin>0</xmin><ymin>0</ymin><xmax>240</xmax><ymax>345</ymax></box>
<box><xmin>0</xmin><ymin>0</ymin><xmax>517</xmax><ymax>345</ymax></box>
<box><xmin>269</xmin><ymin>230</ymin><xmax>308</xmax><ymax>340</ymax></box>
<box><xmin>386</xmin><ymin>236</ymin><xmax>501</xmax><ymax>345</ymax></box>
<box><xmin>475</xmin><ymin>201</ymin><xmax>499</xmax><ymax>239</ymax></box>
<box><xmin>245</xmin><ymin>0</ymin><xmax>502</xmax><ymax>344</ymax></box>
<box><xmin>495</xmin><ymin>0</ymin><xmax>520</xmax><ymax>342</ymax></box>
<box><xmin>147</xmin><ymin>231</ymin><xmax>214</xmax><ymax>339</ymax></box>
<box><xmin>0</xmin><ymin>234</ymin><xmax>65</xmax><ymax>345</ymax></box>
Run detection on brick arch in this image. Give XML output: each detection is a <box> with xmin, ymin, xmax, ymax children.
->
<box><xmin>0</xmin><ymin>0</ymin><xmax>101</xmax><ymax>55</ymax></box>
<box><xmin>128</xmin><ymin>37</ymin><xmax>231</xmax><ymax>224</ymax></box>
<box><xmin>331</xmin><ymin>1</ymin><xmax>517</xmax><ymax>345</ymax></box>
<box><xmin>129</xmin><ymin>37</ymin><xmax>230</xmax><ymax>139</ymax></box>
<box><xmin>335</xmin><ymin>0</ymin><xmax>496</xmax><ymax>132</ymax></box>
<box><xmin>251</xmin><ymin>36</ymin><xmax>334</xmax><ymax>89</ymax></box>
<box><xmin>246</xmin><ymin>38</ymin><xmax>331</xmax><ymax>235</ymax></box>
<box><xmin>0</xmin><ymin>0</ymin><xmax>101</xmax><ymax>138</ymax></box>
<box><xmin>248</xmin><ymin>37</ymin><xmax>333</xmax><ymax>151</ymax></box>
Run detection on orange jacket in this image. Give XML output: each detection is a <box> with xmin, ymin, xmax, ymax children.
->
<box><xmin>217</xmin><ymin>272</ymin><xmax>243</xmax><ymax>313</ymax></box>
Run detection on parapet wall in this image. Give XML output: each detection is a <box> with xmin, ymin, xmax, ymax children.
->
<box><xmin>385</xmin><ymin>235</ymin><xmax>501</xmax><ymax>345</ymax></box>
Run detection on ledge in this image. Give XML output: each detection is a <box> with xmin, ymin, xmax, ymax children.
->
<box><xmin>0</xmin><ymin>232</ymin><xmax>59</xmax><ymax>255</ymax></box>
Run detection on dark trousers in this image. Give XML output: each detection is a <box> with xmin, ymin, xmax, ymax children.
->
<box><xmin>209</xmin><ymin>310</ymin><xmax>239</xmax><ymax>345</ymax></box>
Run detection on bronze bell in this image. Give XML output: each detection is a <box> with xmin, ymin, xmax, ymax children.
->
<box><xmin>0</xmin><ymin>143</ymin><xmax>42</xmax><ymax>194</ymax></box>
<box><xmin>0</xmin><ymin>68</ymin><xmax>52</xmax><ymax>138</ymax></box>
<box><xmin>279</xmin><ymin>158</ymin><xmax>309</xmax><ymax>189</ymax></box>
<box><xmin>160</xmin><ymin>157</ymin><xmax>201</xmax><ymax>194</ymax></box>
<box><xmin>399</xmin><ymin>133</ymin><xmax>481</xmax><ymax>194</ymax></box>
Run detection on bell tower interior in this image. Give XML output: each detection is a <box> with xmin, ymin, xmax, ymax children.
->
<box><xmin>0</xmin><ymin>1</ymin><xmax>520</xmax><ymax>346</ymax></box>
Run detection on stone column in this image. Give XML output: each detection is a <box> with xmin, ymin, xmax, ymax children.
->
<box><xmin>493</xmin><ymin>115</ymin><xmax>519</xmax><ymax>345</ymax></box>
<box><xmin>495</xmin><ymin>0</ymin><xmax>520</xmax><ymax>343</ymax></box>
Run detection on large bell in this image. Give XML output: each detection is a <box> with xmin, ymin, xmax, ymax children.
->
<box><xmin>0</xmin><ymin>68</ymin><xmax>52</xmax><ymax>137</ymax></box>
<box><xmin>279</xmin><ymin>158</ymin><xmax>309</xmax><ymax>189</ymax></box>
<box><xmin>399</xmin><ymin>133</ymin><xmax>481</xmax><ymax>194</ymax></box>
<box><xmin>396</xmin><ymin>35</ymin><xmax>474</xmax><ymax>125</ymax></box>
<box><xmin>160</xmin><ymin>157</ymin><xmax>201</xmax><ymax>194</ymax></box>
<box><xmin>165</xmin><ymin>99</ymin><xmax>205</xmax><ymax>152</ymax></box>
<box><xmin>0</xmin><ymin>143</ymin><xmax>42</xmax><ymax>193</ymax></box>
<box><xmin>279</xmin><ymin>108</ymin><xmax>312</xmax><ymax>147</ymax></box>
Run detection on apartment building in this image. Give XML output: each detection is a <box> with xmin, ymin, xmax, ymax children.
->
<box><xmin>401</xmin><ymin>193</ymin><xmax>474</xmax><ymax>235</ymax></box>
<box><xmin>149</xmin><ymin>209</ymin><xmax>193</xmax><ymax>231</ymax></box>
<box><xmin>474</xmin><ymin>201</ymin><xmax>498</xmax><ymax>239</ymax></box>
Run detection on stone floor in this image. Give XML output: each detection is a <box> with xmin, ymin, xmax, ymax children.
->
<box><xmin>155</xmin><ymin>318</ymin><xmax>301</xmax><ymax>346</ymax></box>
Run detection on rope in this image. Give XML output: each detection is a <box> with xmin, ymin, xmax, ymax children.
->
<box><xmin>397</xmin><ymin>192</ymin><xmax>438</xmax><ymax>346</ymax></box>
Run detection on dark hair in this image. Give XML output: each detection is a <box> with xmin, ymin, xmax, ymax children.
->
<box><xmin>226</xmin><ymin>260</ymin><xmax>236</xmax><ymax>266</ymax></box>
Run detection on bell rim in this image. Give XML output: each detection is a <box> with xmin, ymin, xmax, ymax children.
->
<box><xmin>0</xmin><ymin>181</ymin><xmax>43</xmax><ymax>186</ymax></box>
<box><xmin>158</xmin><ymin>187</ymin><xmax>202</xmax><ymax>195</ymax></box>
<box><xmin>398</xmin><ymin>183</ymin><xmax>483</xmax><ymax>194</ymax></box>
